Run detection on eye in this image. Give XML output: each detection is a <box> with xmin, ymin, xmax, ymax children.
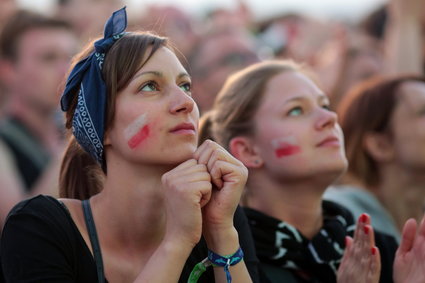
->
<box><xmin>322</xmin><ymin>104</ymin><xmax>331</xmax><ymax>111</ymax></box>
<box><xmin>179</xmin><ymin>82</ymin><xmax>191</xmax><ymax>93</ymax></box>
<box><xmin>140</xmin><ymin>81</ymin><xmax>159</xmax><ymax>92</ymax></box>
<box><xmin>288</xmin><ymin>106</ymin><xmax>303</xmax><ymax>116</ymax></box>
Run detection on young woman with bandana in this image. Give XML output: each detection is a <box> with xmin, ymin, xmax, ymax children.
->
<box><xmin>0</xmin><ymin>8</ymin><xmax>259</xmax><ymax>283</ymax></box>
<box><xmin>199</xmin><ymin>60</ymin><xmax>425</xmax><ymax>283</ymax></box>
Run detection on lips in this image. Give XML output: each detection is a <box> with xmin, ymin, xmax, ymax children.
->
<box><xmin>317</xmin><ymin>136</ymin><xmax>340</xmax><ymax>147</ymax></box>
<box><xmin>169</xmin><ymin>122</ymin><xmax>196</xmax><ymax>134</ymax></box>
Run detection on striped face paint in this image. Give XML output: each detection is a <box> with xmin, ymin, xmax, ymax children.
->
<box><xmin>271</xmin><ymin>136</ymin><xmax>301</xmax><ymax>158</ymax></box>
<box><xmin>124</xmin><ymin>114</ymin><xmax>150</xmax><ymax>149</ymax></box>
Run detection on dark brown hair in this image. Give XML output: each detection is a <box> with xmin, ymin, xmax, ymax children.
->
<box><xmin>0</xmin><ymin>10</ymin><xmax>72</xmax><ymax>61</ymax></box>
<box><xmin>60</xmin><ymin>32</ymin><xmax>169</xmax><ymax>199</ymax></box>
<box><xmin>338</xmin><ymin>75</ymin><xmax>425</xmax><ymax>186</ymax></box>
<box><xmin>198</xmin><ymin>60</ymin><xmax>300</xmax><ymax>148</ymax></box>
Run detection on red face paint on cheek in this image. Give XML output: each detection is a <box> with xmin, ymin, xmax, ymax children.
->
<box><xmin>275</xmin><ymin>143</ymin><xmax>301</xmax><ymax>158</ymax></box>
<box><xmin>128</xmin><ymin>125</ymin><xmax>150</xmax><ymax>149</ymax></box>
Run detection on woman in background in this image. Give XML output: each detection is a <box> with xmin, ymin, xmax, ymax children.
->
<box><xmin>199</xmin><ymin>60</ymin><xmax>425</xmax><ymax>282</ymax></box>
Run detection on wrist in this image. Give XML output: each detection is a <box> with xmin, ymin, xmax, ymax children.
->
<box><xmin>203</xmin><ymin>226</ymin><xmax>239</xmax><ymax>255</ymax></box>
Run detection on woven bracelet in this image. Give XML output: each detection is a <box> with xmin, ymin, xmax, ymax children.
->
<box><xmin>187</xmin><ymin>247</ymin><xmax>244</xmax><ymax>283</ymax></box>
<box><xmin>208</xmin><ymin>247</ymin><xmax>244</xmax><ymax>283</ymax></box>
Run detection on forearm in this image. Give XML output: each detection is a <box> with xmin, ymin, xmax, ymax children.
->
<box><xmin>385</xmin><ymin>2</ymin><xmax>424</xmax><ymax>75</ymax></box>
<box><xmin>204</xmin><ymin>227</ymin><xmax>252</xmax><ymax>283</ymax></box>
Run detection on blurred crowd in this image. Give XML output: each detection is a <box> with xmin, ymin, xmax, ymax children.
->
<box><xmin>0</xmin><ymin>0</ymin><xmax>424</xmax><ymax>250</ymax></box>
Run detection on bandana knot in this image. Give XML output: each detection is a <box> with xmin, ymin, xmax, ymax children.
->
<box><xmin>60</xmin><ymin>7</ymin><xmax>127</xmax><ymax>166</ymax></box>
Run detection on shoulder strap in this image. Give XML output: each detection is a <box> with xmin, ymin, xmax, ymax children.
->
<box><xmin>82</xmin><ymin>199</ymin><xmax>105</xmax><ymax>283</ymax></box>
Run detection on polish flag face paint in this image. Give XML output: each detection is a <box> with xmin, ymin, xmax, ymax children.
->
<box><xmin>124</xmin><ymin>114</ymin><xmax>150</xmax><ymax>149</ymax></box>
<box><xmin>271</xmin><ymin>136</ymin><xmax>301</xmax><ymax>158</ymax></box>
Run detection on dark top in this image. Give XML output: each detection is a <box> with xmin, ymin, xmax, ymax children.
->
<box><xmin>0</xmin><ymin>117</ymin><xmax>51</xmax><ymax>191</ymax></box>
<box><xmin>245</xmin><ymin>201</ymin><xmax>398</xmax><ymax>283</ymax></box>
<box><xmin>0</xmin><ymin>195</ymin><xmax>260</xmax><ymax>282</ymax></box>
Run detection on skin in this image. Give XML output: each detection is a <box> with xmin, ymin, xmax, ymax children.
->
<box><xmin>228</xmin><ymin>69</ymin><xmax>425</xmax><ymax>282</ymax></box>
<box><xmin>61</xmin><ymin>47</ymin><xmax>251</xmax><ymax>282</ymax></box>
<box><xmin>228</xmin><ymin>70</ymin><xmax>380</xmax><ymax>281</ymax></box>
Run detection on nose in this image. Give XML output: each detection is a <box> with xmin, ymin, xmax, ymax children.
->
<box><xmin>315</xmin><ymin>107</ymin><xmax>337</xmax><ymax>130</ymax></box>
<box><xmin>169</xmin><ymin>87</ymin><xmax>195</xmax><ymax>114</ymax></box>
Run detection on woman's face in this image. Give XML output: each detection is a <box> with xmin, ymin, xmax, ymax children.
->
<box><xmin>390</xmin><ymin>81</ymin><xmax>425</xmax><ymax>171</ymax></box>
<box><xmin>251</xmin><ymin>71</ymin><xmax>347</xmax><ymax>180</ymax></box>
<box><xmin>106</xmin><ymin>47</ymin><xmax>199</xmax><ymax>166</ymax></box>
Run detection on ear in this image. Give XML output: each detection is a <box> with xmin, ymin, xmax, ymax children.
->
<box><xmin>103</xmin><ymin>130</ymin><xmax>111</xmax><ymax>146</ymax></box>
<box><xmin>363</xmin><ymin>132</ymin><xmax>394</xmax><ymax>163</ymax></box>
<box><xmin>229</xmin><ymin>136</ymin><xmax>263</xmax><ymax>168</ymax></box>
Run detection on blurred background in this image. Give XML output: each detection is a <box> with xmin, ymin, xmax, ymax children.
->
<box><xmin>1</xmin><ymin>0</ymin><xmax>424</xmax><ymax>236</ymax></box>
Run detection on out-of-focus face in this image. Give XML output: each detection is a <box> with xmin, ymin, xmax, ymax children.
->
<box><xmin>390</xmin><ymin>81</ymin><xmax>425</xmax><ymax>171</ymax></box>
<box><xmin>10</xmin><ymin>27</ymin><xmax>77</xmax><ymax>111</ymax></box>
<box><xmin>106</xmin><ymin>47</ymin><xmax>199</xmax><ymax>166</ymax></box>
<box><xmin>251</xmin><ymin>71</ymin><xmax>347</xmax><ymax>181</ymax></box>
<box><xmin>192</xmin><ymin>30</ymin><xmax>259</xmax><ymax>113</ymax></box>
<box><xmin>58</xmin><ymin>0</ymin><xmax>123</xmax><ymax>41</ymax></box>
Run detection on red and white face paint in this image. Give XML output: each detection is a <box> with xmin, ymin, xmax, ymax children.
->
<box><xmin>124</xmin><ymin>113</ymin><xmax>150</xmax><ymax>149</ymax></box>
<box><xmin>271</xmin><ymin>136</ymin><xmax>301</xmax><ymax>158</ymax></box>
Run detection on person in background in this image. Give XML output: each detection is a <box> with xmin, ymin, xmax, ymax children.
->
<box><xmin>0</xmin><ymin>10</ymin><xmax>78</xmax><ymax>232</ymax></box>
<box><xmin>55</xmin><ymin>0</ymin><xmax>124</xmax><ymax>43</ymax></box>
<box><xmin>199</xmin><ymin>60</ymin><xmax>425</xmax><ymax>282</ymax></box>
<box><xmin>1</xmin><ymin>8</ymin><xmax>259</xmax><ymax>282</ymax></box>
<box><xmin>188</xmin><ymin>27</ymin><xmax>260</xmax><ymax>114</ymax></box>
<box><xmin>325</xmin><ymin>75</ymin><xmax>425</xmax><ymax>243</ymax></box>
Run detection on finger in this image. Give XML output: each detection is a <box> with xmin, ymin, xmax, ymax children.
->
<box><xmin>210</xmin><ymin>160</ymin><xmax>246</xmax><ymax>190</ymax></box>
<box><xmin>175</xmin><ymin>158</ymin><xmax>198</xmax><ymax>170</ymax></box>
<box><xmin>368</xmin><ymin>246</ymin><xmax>381</xmax><ymax>283</ymax></box>
<box><xmin>198</xmin><ymin>181</ymin><xmax>212</xmax><ymax>208</ymax></box>
<box><xmin>194</xmin><ymin>140</ymin><xmax>215</xmax><ymax>164</ymax></box>
<box><xmin>365</xmin><ymin>224</ymin><xmax>376</xmax><ymax>249</ymax></box>
<box><xmin>353</xmin><ymin>214</ymin><xmax>366</xmax><ymax>245</ymax></box>
<box><xmin>398</xmin><ymin>218</ymin><xmax>417</xmax><ymax>254</ymax></box>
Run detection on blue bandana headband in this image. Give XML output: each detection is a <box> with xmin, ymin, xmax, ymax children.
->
<box><xmin>60</xmin><ymin>7</ymin><xmax>127</xmax><ymax>166</ymax></box>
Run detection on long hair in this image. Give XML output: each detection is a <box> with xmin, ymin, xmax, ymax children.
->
<box><xmin>59</xmin><ymin>32</ymin><xmax>170</xmax><ymax>199</ymax></box>
<box><xmin>338</xmin><ymin>75</ymin><xmax>425</xmax><ymax>186</ymax></box>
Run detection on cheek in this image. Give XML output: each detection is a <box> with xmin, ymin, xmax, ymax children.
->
<box><xmin>124</xmin><ymin>113</ymin><xmax>155</xmax><ymax>150</ymax></box>
<box><xmin>127</xmin><ymin>124</ymin><xmax>150</xmax><ymax>149</ymax></box>
<box><xmin>271</xmin><ymin>136</ymin><xmax>302</xmax><ymax>159</ymax></box>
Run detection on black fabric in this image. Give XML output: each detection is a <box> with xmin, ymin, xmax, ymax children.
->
<box><xmin>245</xmin><ymin>201</ymin><xmax>398</xmax><ymax>283</ymax></box>
<box><xmin>0</xmin><ymin>195</ymin><xmax>260</xmax><ymax>283</ymax></box>
<box><xmin>0</xmin><ymin>117</ymin><xmax>50</xmax><ymax>191</ymax></box>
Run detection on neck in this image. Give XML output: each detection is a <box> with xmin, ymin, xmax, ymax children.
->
<box><xmin>245</xmin><ymin>170</ymin><xmax>332</xmax><ymax>239</ymax></box>
<box><xmin>90</xmin><ymin>159</ymin><xmax>172</xmax><ymax>253</ymax></box>
<box><xmin>374</xmin><ymin>164</ymin><xmax>425</xmax><ymax>231</ymax></box>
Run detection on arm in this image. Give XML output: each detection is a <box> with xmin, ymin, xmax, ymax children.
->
<box><xmin>384</xmin><ymin>0</ymin><xmax>424</xmax><ymax>75</ymax></box>
<box><xmin>194</xmin><ymin>140</ymin><xmax>252</xmax><ymax>283</ymax></box>
<box><xmin>337</xmin><ymin>213</ymin><xmax>381</xmax><ymax>283</ymax></box>
<box><xmin>134</xmin><ymin>159</ymin><xmax>212</xmax><ymax>282</ymax></box>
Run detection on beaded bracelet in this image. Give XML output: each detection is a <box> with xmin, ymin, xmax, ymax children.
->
<box><xmin>187</xmin><ymin>247</ymin><xmax>244</xmax><ymax>283</ymax></box>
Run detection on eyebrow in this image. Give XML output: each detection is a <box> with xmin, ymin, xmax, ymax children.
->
<box><xmin>131</xmin><ymin>71</ymin><xmax>190</xmax><ymax>82</ymax></box>
<box><xmin>283</xmin><ymin>94</ymin><xmax>328</xmax><ymax>104</ymax></box>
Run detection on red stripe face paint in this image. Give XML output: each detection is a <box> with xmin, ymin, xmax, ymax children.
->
<box><xmin>275</xmin><ymin>143</ymin><xmax>301</xmax><ymax>157</ymax></box>
<box><xmin>127</xmin><ymin>125</ymin><xmax>150</xmax><ymax>149</ymax></box>
<box><xmin>124</xmin><ymin>114</ymin><xmax>150</xmax><ymax>149</ymax></box>
<box><xmin>271</xmin><ymin>137</ymin><xmax>301</xmax><ymax>158</ymax></box>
